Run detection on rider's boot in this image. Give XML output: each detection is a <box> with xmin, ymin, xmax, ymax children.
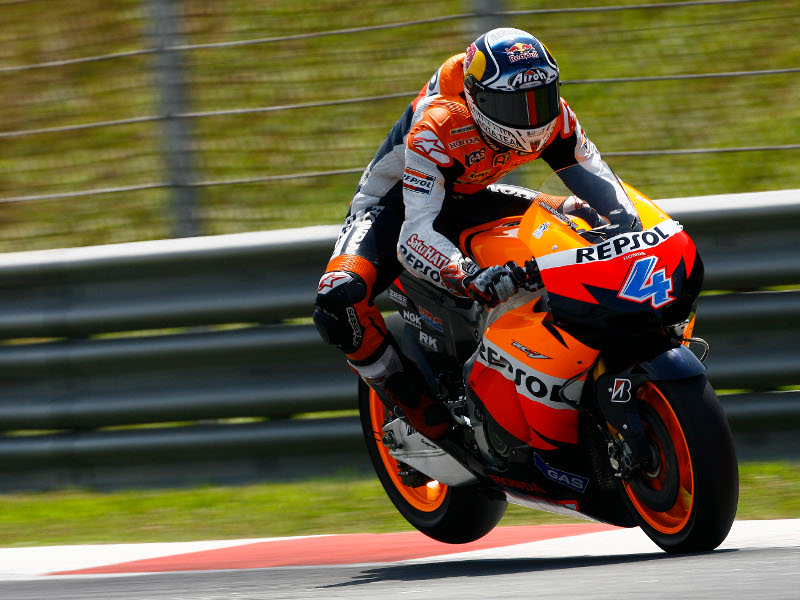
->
<box><xmin>350</xmin><ymin>342</ymin><xmax>450</xmax><ymax>440</ymax></box>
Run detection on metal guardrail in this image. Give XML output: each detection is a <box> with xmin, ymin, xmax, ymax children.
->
<box><xmin>0</xmin><ymin>189</ymin><xmax>798</xmax><ymax>488</ymax></box>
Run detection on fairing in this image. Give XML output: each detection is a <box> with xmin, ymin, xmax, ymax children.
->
<box><xmin>460</xmin><ymin>175</ymin><xmax>702</xmax><ymax>452</ymax></box>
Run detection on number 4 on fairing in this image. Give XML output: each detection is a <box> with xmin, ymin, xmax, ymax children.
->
<box><xmin>618</xmin><ymin>255</ymin><xmax>674</xmax><ymax>308</ymax></box>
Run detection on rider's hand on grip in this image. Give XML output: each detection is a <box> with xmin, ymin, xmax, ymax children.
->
<box><xmin>464</xmin><ymin>264</ymin><xmax>518</xmax><ymax>308</ymax></box>
<box><xmin>560</xmin><ymin>196</ymin><xmax>609</xmax><ymax>229</ymax></box>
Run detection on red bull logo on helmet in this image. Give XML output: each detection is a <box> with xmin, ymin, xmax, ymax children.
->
<box><xmin>505</xmin><ymin>42</ymin><xmax>539</xmax><ymax>63</ymax></box>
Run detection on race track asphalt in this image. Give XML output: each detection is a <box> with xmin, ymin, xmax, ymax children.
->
<box><xmin>1</xmin><ymin>520</ymin><xmax>797</xmax><ymax>600</ymax></box>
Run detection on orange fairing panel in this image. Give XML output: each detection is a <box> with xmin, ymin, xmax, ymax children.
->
<box><xmin>467</xmin><ymin>300</ymin><xmax>599</xmax><ymax>449</ymax></box>
<box><xmin>460</xmin><ymin>217</ymin><xmax>532</xmax><ymax>268</ymax></box>
<box><xmin>518</xmin><ymin>204</ymin><xmax>591</xmax><ymax>260</ymax></box>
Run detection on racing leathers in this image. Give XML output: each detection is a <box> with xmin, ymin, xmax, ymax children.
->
<box><xmin>313</xmin><ymin>53</ymin><xmax>636</xmax><ymax>439</ymax></box>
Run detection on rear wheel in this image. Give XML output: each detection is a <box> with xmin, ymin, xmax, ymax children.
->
<box><xmin>622</xmin><ymin>376</ymin><xmax>738</xmax><ymax>552</ymax></box>
<box><xmin>358</xmin><ymin>379</ymin><xmax>507</xmax><ymax>544</ymax></box>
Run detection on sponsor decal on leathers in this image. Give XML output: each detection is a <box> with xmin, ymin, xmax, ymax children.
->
<box><xmin>398</xmin><ymin>244</ymin><xmax>442</xmax><ymax>283</ymax></box>
<box><xmin>402</xmin><ymin>168</ymin><xmax>435</xmax><ymax>195</ymax></box>
<box><xmin>419</xmin><ymin>331</ymin><xmax>438</xmax><ymax>351</ymax></box>
<box><xmin>333</xmin><ymin>207</ymin><xmax>383</xmax><ymax>257</ymax></box>
<box><xmin>465</xmin><ymin>148</ymin><xmax>486</xmax><ymax>167</ymax></box>
<box><xmin>404</xmin><ymin>234</ymin><xmax>450</xmax><ymax>270</ymax></box>
<box><xmin>410</xmin><ymin>129</ymin><xmax>451</xmax><ymax>164</ymax></box>
<box><xmin>388</xmin><ymin>289</ymin><xmax>407</xmax><ymax>307</ymax></box>
<box><xmin>317</xmin><ymin>271</ymin><xmax>352</xmax><ymax>294</ymax></box>
<box><xmin>345</xmin><ymin>306</ymin><xmax>362</xmax><ymax>347</ymax></box>
<box><xmin>450</xmin><ymin>125</ymin><xmax>476</xmax><ymax>135</ymax></box>
<box><xmin>448</xmin><ymin>137</ymin><xmax>480</xmax><ymax>150</ymax></box>
<box><xmin>419</xmin><ymin>307</ymin><xmax>444</xmax><ymax>333</ymax></box>
<box><xmin>402</xmin><ymin>310</ymin><xmax>421</xmax><ymax>329</ymax></box>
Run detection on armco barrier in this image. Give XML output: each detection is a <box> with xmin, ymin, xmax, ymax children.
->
<box><xmin>0</xmin><ymin>189</ymin><xmax>798</xmax><ymax>489</ymax></box>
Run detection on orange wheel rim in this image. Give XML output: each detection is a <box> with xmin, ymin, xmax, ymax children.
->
<box><xmin>624</xmin><ymin>383</ymin><xmax>694</xmax><ymax>534</ymax></box>
<box><xmin>369</xmin><ymin>389</ymin><xmax>447</xmax><ymax>512</ymax></box>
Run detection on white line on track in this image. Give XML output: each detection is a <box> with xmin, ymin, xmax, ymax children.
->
<box><xmin>407</xmin><ymin>519</ymin><xmax>800</xmax><ymax>564</ymax></box>
<box><xmin>0</xmin><ymin>521</ymin><xmax>797</xmax><ymax>581</ymax></box>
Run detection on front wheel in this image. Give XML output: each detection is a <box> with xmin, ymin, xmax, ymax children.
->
<box><xmin>621</xmin><ymin>376</ymin><xmax>739</xmax><ymax>553</ymax></box>
<box><xmin>358</xmin><ymin>379</ymin><xmax>507</xmax><ymax>544</ymax></box>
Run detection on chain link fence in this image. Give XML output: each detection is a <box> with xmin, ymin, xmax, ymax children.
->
<box><xmin>0</xmin><ymin>0</ymin><xmax>798</xmax><ymax>252</ymax></box>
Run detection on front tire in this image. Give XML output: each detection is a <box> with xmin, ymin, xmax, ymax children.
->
<box><xmin>358</xmin><ymin>379</ymin><xmax>507</xmax><ymax>544</ymax></box>
<box><xmin>622</xmin><ymin>376</ymin><xmax>739</xmax><ymax>553</ymax></box>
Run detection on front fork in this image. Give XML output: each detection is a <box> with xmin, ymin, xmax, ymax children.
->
<box><xmin>591</xmin><ymin>343</ymin><xmax>707</xmax><ymax>481</ymax></box>
<box><xmin>592</xmin><ymin>362</ymin><xmax>656</xmax><ymax>481</ymax></box>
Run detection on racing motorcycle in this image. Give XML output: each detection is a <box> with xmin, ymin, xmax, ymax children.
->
<box><xmin>358</xmin><ymin>165</ymin><xmax>739</xmax><ymax>553</ymax></box>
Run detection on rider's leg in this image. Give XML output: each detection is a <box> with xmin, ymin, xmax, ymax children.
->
<box><xmin>313</xmin><ymin>205</ymin><xmax>450</xmax><ymax>440</ymax></box>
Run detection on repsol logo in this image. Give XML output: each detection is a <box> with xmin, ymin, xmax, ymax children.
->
<box><xmin>576</xmin><ymin>225</ymin><xmax>670</xmax><ymax>263</ymax></box>
<box><xmin>477</xmin><ymin>341</ymin><xmax>563</xmax><ymax>403</ymax></box>
<box><xmin>398</xmin><ymin>244</ymin><xmax>442</xmax><ymax>283</ymax></box>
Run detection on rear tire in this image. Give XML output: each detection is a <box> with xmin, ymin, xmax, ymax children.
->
<box><xmin>358</xmin><ymin>379</ymin><xmax>507</xmax><ymax>544</ymax></box>
<box><xmin>621</xmin><ymin>376</ymin><xmax>738</xmax><ymax>553</ymax></box>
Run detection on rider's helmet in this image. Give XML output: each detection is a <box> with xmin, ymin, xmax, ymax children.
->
<box><xmin>463</xmin><ymin>28</ymin><xmax>561</xmax><ymax>153</ymax></box>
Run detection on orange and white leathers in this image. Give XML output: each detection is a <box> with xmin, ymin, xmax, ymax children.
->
<box><xmin>316</xmin><ymin>52</ymin><xmax>637</xmax><ymax>396</ymax></box>
<box><xmin>349</xmin><ymin>52</ymin><xmax>637</xmax><ymax>297</ymax></box>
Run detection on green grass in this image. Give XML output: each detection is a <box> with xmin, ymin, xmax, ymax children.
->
<box><xmin>1</xmin><ymin>0</ymin><xmax>799</xmax><ymax>251</ymax></box>
<box><xmin>0</xmin><ymin>461</ymin><xmax>796</xmax><ymax>547</ymax></box>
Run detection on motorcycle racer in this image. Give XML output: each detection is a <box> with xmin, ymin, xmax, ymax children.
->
<box><xmin>314</xmin><ymin>27</ymin><xmax>637</xmax><ymax>440</ymax></box>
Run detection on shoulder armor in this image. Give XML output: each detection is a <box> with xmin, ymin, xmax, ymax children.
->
<box><xmin>438</xmin><ymin>53</ymin><xmax>467</xmax><ymax>99</ymax></box>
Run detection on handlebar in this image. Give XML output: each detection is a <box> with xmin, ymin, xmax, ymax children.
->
<box><xmin>506</xmin><ymin>259</ymin><xmax>543</xmax><ymax>292</ymax></box>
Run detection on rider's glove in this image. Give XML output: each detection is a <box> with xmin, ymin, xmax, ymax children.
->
<box><xmin>463</xmin><ymin>264</ymin><xmax>520</xmax><ymax>308</ymax></box>
<box><xmin>560</xmin><ymin>196</ymin><xmax>609</xmax><ymax>229</ymax></box>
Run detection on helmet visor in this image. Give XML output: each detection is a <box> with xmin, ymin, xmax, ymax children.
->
<box><xmin>473</xmin><ymin>81</ymin><xmax>560</xmax><ymax>129</ymax></box>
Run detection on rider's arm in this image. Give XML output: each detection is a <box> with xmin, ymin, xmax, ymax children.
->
<box><xmin>397</xmin><ymin>119</ymin><xmax>478</xmax><ymax>295</ymax></box>
<box><xmin>540</xmin><ymin>99</ymin><xmax>639</xmax><ymax>231</ymax></box>
<box><xmin>397</xmin><ymin>118</ymin><xmax>518</xmax><ymax>307</ymax></box>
